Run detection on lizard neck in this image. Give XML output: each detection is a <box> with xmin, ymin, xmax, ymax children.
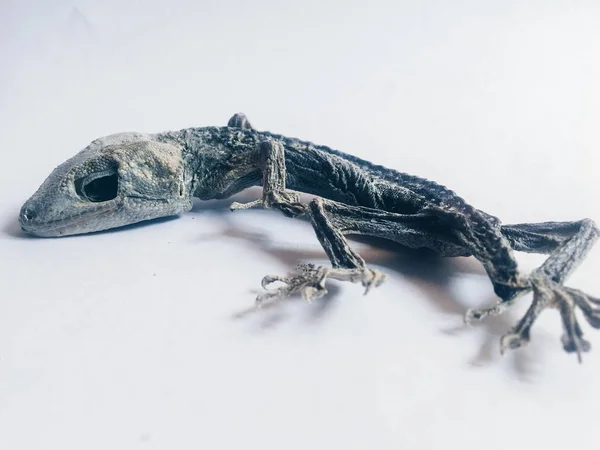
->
<box><xmin>155</xmin><ymin>126</ymin><xmax>261</xmax><ymax>200</ymax></box>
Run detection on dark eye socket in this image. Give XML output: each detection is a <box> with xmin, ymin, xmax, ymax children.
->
<box><xmin>75</xmin><ymin>172</ymin><xmax>119</xmax><ymax>202</ymax></box>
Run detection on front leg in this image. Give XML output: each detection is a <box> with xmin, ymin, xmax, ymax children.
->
<box><xmin>229</xmin><ymin>138</ymin><xmax>384</xmax><ymax>305</ymax></box>
<box><xmin>254</xmin><ymin>198</ymin><xmax>387</xmax><ymax>307</ymax></box>
<box><xmin>230</xmin><ymin>140</ymin><xmax>307</xmax><ymax>218</ymax></box>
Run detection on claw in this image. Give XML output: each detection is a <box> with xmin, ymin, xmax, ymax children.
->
<box><xmin>565</xmin><ymin>288</ymin><xmax>600</xmax><ymax>329</ymax></box>
<box><xmin>498</xmin><ymin>299</ymin><xmax>538</xmax><ymax>354</ymax></box>
<box><xmin>463</xmin><ymin>308</ymin><xmax>482</xmax><ymax>325</ymax></box>
<box><xmin>261</xmin><ymin>274</ymin><xmax>288</xmax><ymax>289</ymax></box>
<box><xmin>574</xmin><ymin>290</ymin><xmax>600</xmax><ymax>307</ymax></box>
<box><xmin>464</xmin><ymin>301</ymin><xmax>513</xmax><ymax>325</ymax></box>
<box><xmin>500</xmin><ymin>332</ymin><xmax>528</xmax><ymax>354</ymax></box>
<box><xmin>255</xmin><ymin>278</ymin><xmax>294</xmax><ymax>308</ymax></box>
<box><xmin>230</xmin><ymin>199</ymin><xmax>263</xmax><ymax>211</ymax></box>
<box><xmin>557</xmin><ymin>296</ymin><xmax>591</xmax><ymax>363</ymax></box>
<box><xmin>362</xmin><ymin>270</ymin><xmax>387</xmax><ymax>295</ymax></box>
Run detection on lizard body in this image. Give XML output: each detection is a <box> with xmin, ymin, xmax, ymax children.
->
<box><xmin>19</xmin><ymin>114</ymin><xmax>600</xmax><ymax>361</ymax></box>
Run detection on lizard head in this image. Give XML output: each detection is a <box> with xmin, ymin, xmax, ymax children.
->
<box><xmin>19</xmin><ymin>133</ymin><xmax>193</xmax><ymax>237</ymax></box>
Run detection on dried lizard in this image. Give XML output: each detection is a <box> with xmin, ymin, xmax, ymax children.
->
<box><xmin>19</xmin><ymin>113</ymin><xmax>600</xmax><ymax>360</ymax></box>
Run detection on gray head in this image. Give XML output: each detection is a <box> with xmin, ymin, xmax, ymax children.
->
<box><xmin>20</xmin><ymin>133</ymin><xmax>193</xmax><ymax>237</ymax></box>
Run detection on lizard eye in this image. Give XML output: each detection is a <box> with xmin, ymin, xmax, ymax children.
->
<box><xmin>75</xmin><ymin>170</ymin><xmax>119</xmax><ymax>202</ymax></box>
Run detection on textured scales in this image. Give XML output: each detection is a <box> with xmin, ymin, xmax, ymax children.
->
<box><xmin>20</xmin><ymin>113</ymin><xmax>600</xmax><ymax>362</ymax></box>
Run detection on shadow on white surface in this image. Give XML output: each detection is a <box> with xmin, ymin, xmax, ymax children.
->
<box><xmin>190</xmin><ymin>191</ymin><xmax>543</xmax><ymax>379</ymax></box>
<box><xmin>2</xmin><ymin>1</ymin><xmax>600</xmax><ymax>448</ymax></box>
<box><xmin>2</xmin><ymin>184</ymin><xmax>562</xmax><ymax>381</ymax></box>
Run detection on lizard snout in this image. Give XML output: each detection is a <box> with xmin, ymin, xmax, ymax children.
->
<box><xmin>19</xmin><ymin>202</ymin><xmax>41</xmax><ymax>234</ymax></box>
<box><xmin>20</xmin><ymin>207</ymin><xmax>37</xmax><ymax>223</ymax></box>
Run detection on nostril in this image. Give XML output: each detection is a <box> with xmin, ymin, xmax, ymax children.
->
<box><xmin>21</xmin><ymin>208</ymin><xmax>37</xmax><ymax>222</ymax></box>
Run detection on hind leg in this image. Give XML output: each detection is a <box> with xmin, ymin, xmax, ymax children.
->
<box><xmin>256</xmin><ymin>198</ymin><xmax>473</xmax><ymax>306</ymax></box>
<box><xmin>467</xmin><ymin>219</ymin><xmax>600</xmax><ymax>360</ymax></box>
<box><xmin>238</xmin><ymin>195</ymin><xmax>473</xmax><ymax>308</ymax></box>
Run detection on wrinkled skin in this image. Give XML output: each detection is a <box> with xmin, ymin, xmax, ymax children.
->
<box><xmin>20</xmin><ymin>133</ymin><xmax>193</xmax><ymax>237</ymax></box>
<box><xmin>18</xmin><ymin>116</ymin><xmax>600</xmax><ymax>361</ymax></box>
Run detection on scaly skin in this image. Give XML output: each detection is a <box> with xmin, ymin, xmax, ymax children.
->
<box><xmin>19</xmin><ymin>113</ymin><xmax>600</xmax><ymax>361</ymax></box>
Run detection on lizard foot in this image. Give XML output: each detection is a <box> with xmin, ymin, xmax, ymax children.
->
<box><xmin>464</xmin><ymin>301</ymin><xmax>515</xmax><ymax>324</ymax></box>
<box><xmin>231</xmin><ymin>190</ymin><xmax>307</xmax><ymax>218</ymax></box>
<box><xmin>255</xmin><ymin>263</ymin><xmax>387</xmax><ymax>307</ymax></box>
<box><xmin>467</xmin><ymin>273</ymin><xmax>600</xmax><ymax>362</ymax></box>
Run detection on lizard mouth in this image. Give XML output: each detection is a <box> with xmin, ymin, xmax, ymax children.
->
<box><xmin>19</xmin><ymin>201</ymin><xmax>123</xmax><ymax>237</ymax></box>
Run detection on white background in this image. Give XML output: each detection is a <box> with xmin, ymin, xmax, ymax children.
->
<box><xmin>1</xmin><ymin>1</ymin><xmax>600</xmax><ymax>449</ymax></box>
